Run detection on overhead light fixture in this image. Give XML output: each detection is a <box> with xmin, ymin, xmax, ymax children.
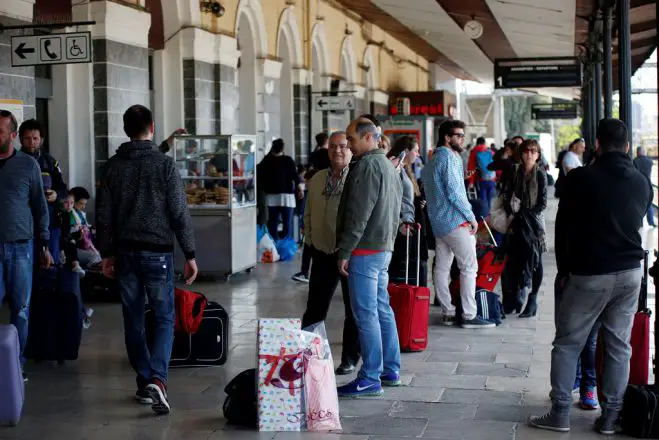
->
<box><xmin>200</xmin><ymin>1</ymin><xmax>225</xmax><ymax>17</ymax></box>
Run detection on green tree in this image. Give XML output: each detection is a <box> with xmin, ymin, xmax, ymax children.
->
<box><xmin>556</xmin><ymin>121</ymin><xmax>582</xmax><ymax>154</ymax></box>
<box><xmin>504</xmin><ymin>95</ymin><xmax>553</xmax><ymax>137</ymax></box>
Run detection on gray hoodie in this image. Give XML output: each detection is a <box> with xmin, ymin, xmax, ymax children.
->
<box><xmin>96</xmin><ymin>140</ymin><xmax>195</xmax><ymax>259</ymax></box>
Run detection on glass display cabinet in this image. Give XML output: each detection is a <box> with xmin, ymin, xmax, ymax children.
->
<box><xmin>172</xmin><ymin>134</ymin><xmax>257</xmax><ymax>280</ymax></box>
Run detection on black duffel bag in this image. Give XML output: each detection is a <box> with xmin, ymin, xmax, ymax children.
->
<box><xmin>223</xmin><ymin>368</ymin><xmax>258</xmax><ymax>428</ymax></box>
<box><xmin>620</xmin><ymin>384</ymin><xmax>659</xmax><ymax>438</ymax></box>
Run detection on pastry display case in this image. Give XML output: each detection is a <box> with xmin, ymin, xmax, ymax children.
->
<box><xmin>172</xmin><ymin>135</ymin><xmax>257</xmax><ymax>280</ymax></box>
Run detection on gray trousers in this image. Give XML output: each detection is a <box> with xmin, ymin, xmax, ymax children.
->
<box><xmin>550</xmin><ymin>268</ymin><xmax>642</xmax><ymax>414</ymax></box>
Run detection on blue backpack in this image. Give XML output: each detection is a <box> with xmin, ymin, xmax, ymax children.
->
<box><xmin>475</xmin><ymin>150</ymin><xmax>496</xmax><ymax>180</ymax></box>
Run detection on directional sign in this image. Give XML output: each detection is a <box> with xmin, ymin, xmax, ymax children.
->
<box><xmin>531</xmin><ymin>103</ymin><xmax>579</xmax><ymax>120</ymax></box>
<box><xmin>314</xmin><ymin>96</ymin><xmax>355</xmax><ymax>112</ymax></box>
<box><xmin>11</xmin><ymin>32</ymin><xmax>92</xmax><ymax>67</ymax></box>
<box><xmin>494</xmin><ymin>57</ymin><xmax>582</xmax><ymax>89</ymax></box>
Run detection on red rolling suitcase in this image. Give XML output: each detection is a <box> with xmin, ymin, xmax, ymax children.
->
<box><xmin>388</xmin><ymin>224</ymin><xmax>430</xmax><ymax>352</ymax></box>
<box><xmin>596</xmin><ymin>250</ymin><xmax>650</xmax><ymax>399</ymax></box>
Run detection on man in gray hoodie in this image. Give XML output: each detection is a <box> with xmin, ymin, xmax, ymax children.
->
<box><xmin>97</xmin><ymin>105</ymin><xmax>197</xmax><ymax>416</ymax></box>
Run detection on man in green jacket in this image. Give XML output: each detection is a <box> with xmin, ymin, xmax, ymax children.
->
<box><xmin>336</xmin><ymin>118</ymin><xmax>403</xmax><ymax>398</ymax></box>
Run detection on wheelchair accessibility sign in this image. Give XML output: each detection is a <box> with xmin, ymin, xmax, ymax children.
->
<box><xmin>11</xmin><ymin>32</ymin><xmax>92</xmax><ymax>67</ymax></box>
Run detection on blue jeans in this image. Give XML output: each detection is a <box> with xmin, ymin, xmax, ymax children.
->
<box><xmin>348</xmin><ymin>252</ymin><xmax>401</xmax><ymax>383</ymax></box>
<box><xmin>478</xmin><ymin>180</ymin><xmax>497</xmax><ymax>215</ymax></box>
<box><xmin>116</xmin><ymin>251</ymin><xmax>175</xmax><ymax>386</ymax></box>
<box><xmin>268</xmin><ymin>206</ymin><xmax>294</xmax><ymax>239</ymax></box>
<box><xmin>0</xmin><ymin>241</ymin><xmax>33</xmax><ymax>367</ymax></box>
<box><xmin>647</xmin><ymin>204</ymin><xmax>656</xmax><ymax>227</ymax></box>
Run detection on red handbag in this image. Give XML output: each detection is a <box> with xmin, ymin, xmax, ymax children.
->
<box><xmin>174</xmin><ymin>288</ymin><xmax>208</xmax><ymax>334</ymax></box>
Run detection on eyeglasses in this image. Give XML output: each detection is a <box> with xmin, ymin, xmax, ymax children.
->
<box><xmin>451</xmin><ymin>133</ymin><xmax>465</xmax><ymax>139</ymax></box>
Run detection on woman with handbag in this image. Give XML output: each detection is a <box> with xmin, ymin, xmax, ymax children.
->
<box><xmin>501</xmin><ymin>140</ymin><xmax>548</xmax><ymax>318</ymax></box>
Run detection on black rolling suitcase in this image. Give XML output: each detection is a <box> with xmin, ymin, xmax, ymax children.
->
<box><xmin>80</xmin><ymin>263</ymin><xmax>119</xmax><ymax>303</ymax></box>
<box><xmin>26</xmin><ymin>269</ymin><xmax>83</xmax><ymax>363</ymax></box>
<box><xmin>147</xmin><ymin>301</ymin><xmax>229</xmax><ymax>367</ymax></box>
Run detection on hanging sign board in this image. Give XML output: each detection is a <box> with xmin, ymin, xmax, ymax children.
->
<box><xmin>11</xmin><ymin>32</ymin><xmax>92</xmax><ymax>67</ymax></box>
<box><xmin>494</xmin><ymin>57</ymin><xmax>582</xmax><ymax>89</ymax></box>
<box><xmin>531</xmin><ymin>103</ymin><xmax>579</xmax><ymax>120</ymax></box>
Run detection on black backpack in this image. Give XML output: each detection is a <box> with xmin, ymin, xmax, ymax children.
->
<box><xmin>620</xmin><ymin>384</ymin><xmax>659</xmax><ymax>438</ymax></box>
<box><xmin>223</xmin><ymin>369</ymin><xmax>258</xmax><ymax>428</ymax></box>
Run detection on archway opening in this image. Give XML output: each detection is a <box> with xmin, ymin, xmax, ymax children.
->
<box><xmin>278</xmin><ymin>30</ymin><xmax>294</xmax><ymax>158</ymax></box>
<box><xmin>237</xmin><ymin>14</ymin><xmax>257</xmax><ymax>137</ymax></box>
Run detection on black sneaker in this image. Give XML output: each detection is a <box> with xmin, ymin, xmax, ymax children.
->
<box><xmin>335</xmin><ymin>361</ymin><xmax>356</xmax><ymax>375</ymax></box>
<box><xmin>292</xmin><ymin>272</ymin><xmax>310</xmax><ymax>283</ymax></box>
<box><xmin>135</xmin><ymin>388</ymin><xmax>154</xmax><ymax>405</ymax></box>
<box><xmin>147</xmin><ymin>379</ymin><xmax>170</xmax><ymax>415</ymax></box>
<box><xmin>461</xmin><ymin>316</ymin><xmax>496</xmax><ymax>329</ymax></box>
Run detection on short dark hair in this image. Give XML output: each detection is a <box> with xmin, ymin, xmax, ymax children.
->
<box><xmin>315</xmin><ymin>132</ymin><xmax>328</xmax><ymax>147</ymax></box>
<box><xmin>270</xmin><ymin>138</ymin><xmax>285</xmax><ymax>154</ymax></box>
<box><xmin>476</xmin><ymin>136</ymin><xmax>486</xmax><ymax>145</ymax></box>
<box><xmin>19</xmin><ymin>119</ymin><xmax>44</xmax><ymax>139</ymax></box>
<box><xmin>123</xmin><ymin>105</ymin><xmax>153</xmax><ymax>139</ymax></box>
<box><xmin>512</xmin><ymin>135</ymin><xmax>524</xmax><ymax>142</ymax></box>
<box><xmin>359</xmin><ymin>114</ymin><xmax>381</xmax><ymax>128</ymax></box>
<box><xmin>438</xmin><ymin>120</ymin><xmax>465</xmax><ymax>145</ymax></box>
<box><xmin>597</xmin><ymin>118</ymin><xmax>628</xmax><ymax>153</ymax></box>
<box><xmin>0</xmin><ymin>110</ymin><xmax>18</xmax><ymax>134</ymax></box>
<box><xmin>69</xmin><ymin>186</ymin><xmax>91</xmax><ymax>202</ymax></box>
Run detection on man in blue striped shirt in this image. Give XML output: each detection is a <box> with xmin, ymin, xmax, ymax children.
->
<box><xmin>422</xmin><ymin>120</ymin><xmax>494</xmax><ymax>329</ymax></box>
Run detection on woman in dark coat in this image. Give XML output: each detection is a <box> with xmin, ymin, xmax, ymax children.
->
<box><xmin>501</xmin><ymin>139</ymin><xmax>548</xmax><ymax>317</ymax></box>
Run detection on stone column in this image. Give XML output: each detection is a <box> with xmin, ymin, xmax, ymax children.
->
<box><xmin>371</xmin><ymin>90</ymin><xmax>390</xmax><ymax>117</ymax></box>
<box><xmin>152</xmin><ymin>28</ymin><xmax>239</xmax><ymax>139</ymax></box>
<box><xmin>292</xmin><ymin>68</ymin><xmax>310</xmax><ymax>165</ymax></box>
<box><xmin>354</xmin><ymin>85</ymin><xmax>368</xmax><ymax>117</ymax></box>
<box><xmin>0</xmin><ymin>0</ymin><xmax>36</xmax><ymax>123</ymax></box>
<box><xmin>258</xmin><ymin>59</ymin><xmax>282</xmax><ymax>156</ymax></box>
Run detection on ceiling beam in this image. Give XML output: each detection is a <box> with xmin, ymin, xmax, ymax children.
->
<box><xmin>332</xmin><ymin>0</ymin><xmax>478</xmax><ymax>81</ymax></box>
<box><xmin>433</xmin><ymin>0</ymin><xmax>516</xmax><ymax>62</ymax></box>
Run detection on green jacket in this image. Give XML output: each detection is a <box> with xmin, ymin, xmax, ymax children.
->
<box><xmin>336</xmin><ymin>149</ymin><xmax>402</xmax><ymax>260</ymax></box>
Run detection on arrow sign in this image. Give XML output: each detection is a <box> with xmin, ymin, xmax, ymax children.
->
<box><xmin>313</xmin><ymin>96</ymin><xmax>356</xmax><ymax>112</ymax></box>
<box><xmin>14</xmin><ymin>43</ymin><xmax>35</xmax><ymax>60</ymax></box>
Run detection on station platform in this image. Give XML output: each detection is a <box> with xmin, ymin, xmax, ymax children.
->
<box><xmin>1</xmin><ymin>199</ymin><xmax>657</xmax><ymax>440</ymax></box>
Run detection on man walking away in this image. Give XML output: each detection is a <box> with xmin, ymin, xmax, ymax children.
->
<box><xmin>530</xmin><ymin>119</ymin><xmax>653</xmax><ymax>435</ymax></box>
<box><xmin>633</xmin><ymin>147</ymin><xmax>656</xmax><ymax>227</ymax></box>
<box><xmin>422</xmin><ymin>120</ymin><xmax>494</xmax><ymax>329</ymax></box>
<box><xmin>301</xmin><ymin>131</ymin><xmax>360</xmax><ymax>375</ymax></box>
<box><xmin>336</xmin><ymin>118</ymin><xmax>402</xmax><ymax>398</ymax></box>
<box><xmin>0</xmin><ymin>110</ymin><xmax>53</xmax><ymax>380</ymax></box>
<box><xmin>97</xmin><ymin>105</ymin><xmax>198</xmax><ymax>416</ymax></box>
<box><xmin>467</xmin><ymin>136</ymin><xmax>497</xmax><ymax>214</ymax></box>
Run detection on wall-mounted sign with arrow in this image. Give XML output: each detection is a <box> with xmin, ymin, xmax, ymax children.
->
<box><xmin>11</xmin><ymin>32</ymin><xmax>92</xmax><ymax>67</ymax></box>
<box><xmin>313</xmin><ymin>96</ymin><xmax>356</xmax><ymax>112</ymax></box>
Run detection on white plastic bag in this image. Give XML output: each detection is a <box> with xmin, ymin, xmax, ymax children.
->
<box><xmin>258</xmin><ymin>232</ymin><xmax>280</xmax><ymax>263</ymax></box>
<box><xmin>488</xmin><ymin>196</ymin><xmax>513</xmax><ymax>234</ymax></box>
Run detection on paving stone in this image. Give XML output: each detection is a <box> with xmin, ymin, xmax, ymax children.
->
<box><xmin>420</xmin><ymin>420</ymin><xmax>516</xmax><ymax>439</ymax></box>
<box><xmin>439</xmin><ymin>389</ymin><xmax>522</xmax><ymax>406</ymax></box>
<box><xmin>466</xmin><ymin>343</ymin><xmax>533</xmax><ymax>355</ymax></box>
<box><xmin>426</xmin><ymin>351</ymin><xmax>497</xmax><ymax>363</ymax></box>
<box><xmin>274</xmin><ymin>434</ymin><xmax>368</xmax><ymax>440</ymax></box>
<box><xmin>400</xmin><ymin>361</ymin><xmax>458</xmax><ymax>375</ymax></box>
<box><xmin>411</xmin><ymin>374</ymin><xmax>487</xmax><ymax>390</ymax></box>
<box><xmin>486</xmin><ymin>376</ymin><xmax>551</xmax><ymax>395</ymax></box>
<box><xmin>389</xmin><ymin>401</ymin><xmax>477</xmax><ymax>420</ymax></box>
<box><xmin>475</xmin><ymin>404</ymin><xmax>549</xmax><ymax>423</ymax></box>
<box><xmin>456</xmin><ymin>362</ymin><xmax>529</xmax><ymax>378</ymax></box>
<box><xmin>338</xmin><ymin>400</ymin><xmax>395</xmax><ymax>417</ymax></box>
<box><xmin>400</xmin><ymin>351</ymin><xmax>432</xmax><ymax>362</ymax></box>
<box><xmin>340</xmin><ymin>416</ymin><xmax>428</xmax><ymax>437</ymax></box>
<box><xmin>339</xmin><ymin>386</ymin><xmax>444</xmax><ymax>402</ymax></box>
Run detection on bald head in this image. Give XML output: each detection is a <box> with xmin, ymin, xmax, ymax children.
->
<box><xmin>346</xmin><ymin>118</ymin><xmax>380</xmax><ymax>157</ymax></box>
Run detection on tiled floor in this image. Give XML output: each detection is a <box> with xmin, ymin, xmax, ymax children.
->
<box><xmin>0</xmin><ymin>199</ymin><xmax>657</xmax><ymax>440</ymax></box>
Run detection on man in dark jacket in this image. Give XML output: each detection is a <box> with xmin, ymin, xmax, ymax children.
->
<box><xmin>634</xmin><ymin>146</ymin><xmax>656</xmax><ymax>227</ymax></box>
<box><xmin>530</xmin><ymin>119</ymin><xmax>653</xmax><ymax>435</ymax></box>
<box><xmin>97</xmin><ymin>105</ymin><xmax>198</xmax><ymax>416</ymax></box>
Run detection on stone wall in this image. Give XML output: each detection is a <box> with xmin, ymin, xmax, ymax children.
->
<box><xmin>293</xmin><ymin>84</ymin><xmax>310</xmax><ymax>165</ymax></box>
<box><xmin>93</xmin><ymin>39</ymin><xmax>149</xmax><ymax>178</ymax></box>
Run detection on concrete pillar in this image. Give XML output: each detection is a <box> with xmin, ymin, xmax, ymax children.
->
<box><xmin>492</xmin><ymin>92</ymin><xmax>505</xmax><ymax>147</ymax></box>
<box><xmin>259</xmin><ymin>59</ymin><xmax>282</xmax><ymax>156</ymax></box>
<box><xmin>355</xmin><ymin>85</ymin><xmax>368</xmax><ymax>118</ymax></box>
<box><xmin>371</xmin><ymin>90</ymin><xmax>389</xmax><ymax>117</ymax></box>
<box><xmin>0</xmin><ymin>0</ymin><xmax>36</xmax><ymax>124</ymax></box>
<box><xmin>292</xmin><ymin>68</ymin><xmax>310</xmax><ymax>165</ymax></box>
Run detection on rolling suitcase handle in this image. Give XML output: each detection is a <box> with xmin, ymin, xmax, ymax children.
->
<box><xmin>404</xmin><ymin>223</ymin><xmax>422</xmax><ymax>287</ymax></box>
<box><xmin>639</xmin><ymin>250</ymin><xmax>650</xmax><ymax>313</ymax></box>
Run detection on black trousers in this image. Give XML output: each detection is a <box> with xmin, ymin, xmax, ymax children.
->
<box><xmin>301</xmin><ymin>247</ymin><xmax>360</xmax><ymax>364</ymax></box>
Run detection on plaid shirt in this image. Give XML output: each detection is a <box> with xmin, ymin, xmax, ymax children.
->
<box><xmin>422</xmin><ymin>146</ymin><xmax>475</xmax><ymax>237</ymax></box>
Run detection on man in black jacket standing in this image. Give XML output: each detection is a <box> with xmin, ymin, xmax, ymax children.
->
<box><xmin>97</xmin><ymin>105</ymin><xmax>198</xmax><ymax>416</ymax></box>
<box><xmin>530</xmin><ymin>119</ymin><xmax>653</xmax><ymax>434</ymax></box>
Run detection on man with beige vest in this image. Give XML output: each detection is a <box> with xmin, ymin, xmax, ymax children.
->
<box><xmin>300</xmin><ymin>131</ymin><xmax>360</xmax><ymax>375</ymax></box>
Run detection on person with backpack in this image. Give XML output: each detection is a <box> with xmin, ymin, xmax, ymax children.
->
<box><xmin>467</xmin><ymin>137</ymin><xmax>497</xmax><ymax>215</ymax></box>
